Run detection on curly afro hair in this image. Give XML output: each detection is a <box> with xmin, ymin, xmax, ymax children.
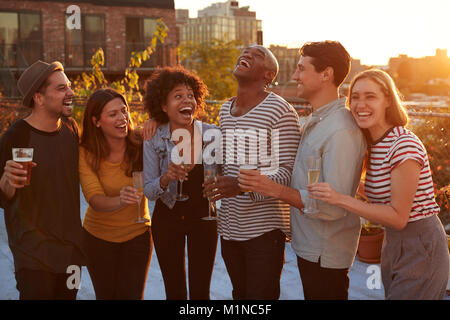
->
<box><xmin>143</xmin><ymin>66</ymin><xmax>209</xmax><ymax>124</ymax></box>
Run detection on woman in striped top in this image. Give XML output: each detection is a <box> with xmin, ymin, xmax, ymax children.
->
<box><xmin>308</xmin><ymin>69</ymin><xmax>449</xmax><ymax>299</ymax></box>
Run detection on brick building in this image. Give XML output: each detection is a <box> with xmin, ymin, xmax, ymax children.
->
<box><xmin>0</xmin><ymin>0</ymin><xmax>178</xmax><ymax>96</ymax></box>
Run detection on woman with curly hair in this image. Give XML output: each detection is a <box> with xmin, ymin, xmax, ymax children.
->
<box><xmin>79</xmin><ymin>88</ymin><xmax>152</xmax><ymax>299</ymax></box>
<box><xmin>143</xmin><ymin>66</ymin><xmax>218</xmax><ymax>300</ymax></box>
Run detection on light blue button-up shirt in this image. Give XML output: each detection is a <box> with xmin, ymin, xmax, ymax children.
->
<box><xmin>290</xmin><ymin>98</ymin><xmax>367</xmax><ymax>269</ymax></box>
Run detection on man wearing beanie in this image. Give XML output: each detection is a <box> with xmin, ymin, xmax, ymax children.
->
<box><xmin>0</xmin><ymin>61</ymin><xmax>85</xmax><ymax>299</ymax></box>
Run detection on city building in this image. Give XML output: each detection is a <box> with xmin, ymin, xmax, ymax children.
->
<box><xmin>269</xmin><ymin>45</ymin><xmax>300</xmax><ymax>85</ymax></box>
<box><xmin>177</xmin><ymin>0</ymin><xmax>262</xmax><ymax>46</ymax></box>
<box><xmin>0</xmin><ymin>0</ymin><xmax>178</xmax><ymax>97</ymax></box>
<box><xmin>389</xmin><ymin>49</ymin><xmax>450</xmax><ymax>82</ymax></box>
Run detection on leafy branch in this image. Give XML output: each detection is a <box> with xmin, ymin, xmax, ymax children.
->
<box><xmin>72</xmin><ymin>19</ymin><xmax>168</xmax><ymax>102</ymax></box>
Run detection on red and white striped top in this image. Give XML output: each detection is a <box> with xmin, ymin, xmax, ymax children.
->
<box><xmin>364</xmin><ymin>126</ymin><xmax>440</xmax><ymax>222</ymax></box>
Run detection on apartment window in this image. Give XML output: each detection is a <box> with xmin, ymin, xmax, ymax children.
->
<box><xmin>126</xmin><ymin>17</ymin><xmax>162</xmax><ymax>68</ymax></box>
<box><xmin>0</xmin><ymin>11</ymin><xmax>42</xmax><ymax>68</ymax></box>
<box><xmin>65</xmin><ymin>14</ymin><xmax>105</xmax><ymax>67</ymax></box>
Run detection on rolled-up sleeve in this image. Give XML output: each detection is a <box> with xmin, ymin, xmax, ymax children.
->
<box><xmin>250</xmin><ymin>111</ymin><xmax>301</xmax><ymax>202</ymax></box>
<box><xmin>143</xmin><ymin>139</ymin><xmax>166</xmax><ymax>201</ymax></box>
<box><xmin>306</xmin><ymin>128</ymin><xmax>366</xmax><ymax>221</ymax></box>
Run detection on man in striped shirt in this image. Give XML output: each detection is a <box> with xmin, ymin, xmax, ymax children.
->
<box><xmin>204</xmin><ymin>45</ymin><xmax>301</xmax><ymax>299</ymax></box>
<box><xmin>238</xmin><ymin>41</ymin><xmax>367</xmax><ymax>300</ymax></box>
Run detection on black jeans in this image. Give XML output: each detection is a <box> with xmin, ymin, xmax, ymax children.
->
<box><xmin>152</xmin><ymin>209</ymin><xmax>218</xmax><ymax>300</ymax></box>
<box><xmin>15</xmin><ymin>268</ymin><xmax>79</xmax><ymax>300</ymax></box>
<box><xmin>297</xmin><ymin>256</ymin><xmax>350</xmax><ymax>300</ymax></box>
<box><xmin>82</xmin><ymin>228</ymin><xmax>152</xmax><ymax>300</ymax></box>
<box><xmin>221</xmin><ymin>229</ymin><xmax>286</xmax><ymax>300</ymax></box>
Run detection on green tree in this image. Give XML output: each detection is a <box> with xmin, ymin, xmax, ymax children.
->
<box><xmin>72</xmin><ymin>19</ymin><xmax>168</xmax><ymax>103</ymax></box>
<box><xmin>179</xmin><ymin>39</ymin><xmax>242</xmax><ymax>100</ymax></box>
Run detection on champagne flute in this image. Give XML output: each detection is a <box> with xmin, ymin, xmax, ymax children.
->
<box><xmin>301</xmin><ymin>154</ymin><xmax>321</xmax><ymax>215</ymax></box>
<box><xmin>175</xmin><ymin>161</ymin><xmax>189</xmax><ymax>201</ymax></box>
<box><xmin>202</xmin><ymin>162</ymin><xmax>218</xmax><ymax>221</ymax></box>
<box><xmin>132</xmin><ymin>171</ymin><xmax>149</xmax><ymax>223</ymax></box>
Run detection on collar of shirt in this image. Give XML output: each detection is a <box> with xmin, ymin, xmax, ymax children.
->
<box><xmin>304</xmin><ymin>97</ymin><xmax>347</xmax><ymax>130</ymax></box>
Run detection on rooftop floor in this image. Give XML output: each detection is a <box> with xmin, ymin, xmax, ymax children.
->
<box><xmin>0</xmin><ymin>193</ymin><xmax>448</xmax><ymax>300</ymax></box>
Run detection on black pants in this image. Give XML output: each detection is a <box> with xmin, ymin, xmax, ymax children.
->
<box><xmin>221</xmin><ymin>229</ymin><xmax>286</xmax><ymax>300</ymax></box>
<box><xmin>82</xmin><ymin>228</ymin><xmax>152</xmax><ymax>300</ymax></box>
<box><xmin>152</xmin><ymin>209</ymin><xmax>218</xmax><ymax>300</ymax></box>
<box><xmin>297</xmin><ymin>256</ymin><xmax>349</xmax><ymax>300</ymax></box>
<box><xmin>15</xmin><ymin>268</ymin><xmax>79</xmax><ymax>300</ymax></box>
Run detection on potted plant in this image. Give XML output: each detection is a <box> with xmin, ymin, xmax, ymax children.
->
<box><xmin>357</xmin><ymin>218</ymin><xmax>385</xmax><ymax>264</ymax></box>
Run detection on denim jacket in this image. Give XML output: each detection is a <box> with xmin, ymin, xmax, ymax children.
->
<box><xmin>143</xmin><ymin>120</ymin><xmax>219</xmax><ymax>209</ymax></box>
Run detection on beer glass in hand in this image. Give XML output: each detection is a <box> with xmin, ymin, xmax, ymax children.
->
<box><xmin>202</xmin><ymin>162</ymin><xmax>218</xmax><ymax>221</ymax></box>
<box><xmin>132</xmin><ymin>171</ymin><xmax>149</xmax><ymax>223</ymax></box>
<box><xmin>12</xmin><ymin>148</ymin><xmax>34</xmax><ymax>186</ymax></box>
<box><xmin>239</xmin><ymin>163</ymin><xmax>257</xmax><ymax>193</ymax></box>
<box><xmin>301</xmin><ymin>154</ymin><xmax>321</xmax><ymax>215</ymax></box>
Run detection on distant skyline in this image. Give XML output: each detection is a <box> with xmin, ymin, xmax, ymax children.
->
<box><xmin>174</xmin><ymin>0</ymin><xmax>450</xmax><ymax>66</ymax></box>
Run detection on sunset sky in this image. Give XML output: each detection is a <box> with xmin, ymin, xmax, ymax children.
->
<box><xmin>175</xmin><ymin>0</ymin><xmax>450</xmax><ymax>66</ymax></box>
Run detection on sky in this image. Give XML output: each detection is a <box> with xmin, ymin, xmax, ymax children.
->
<box><xmin>174</xmin><ymin>0</ymin><xmax>450</xmax><ymax>66</ymax></box>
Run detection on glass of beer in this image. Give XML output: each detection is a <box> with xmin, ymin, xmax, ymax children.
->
<box><xmin>132</xmin><ymin>171</ymin><xmax>149</xmax><ymax>223</ymax></box>
<box><xmin>12</xmin><ymin>148</ymin><xmax>34</xmax><ymax>186</ymax></box>
<box><xmin>301</xmin><ymin>154</ymin><xmax>321</xmax><ymax>215</ymax></box>
<box><xmin>239</xmin><ymin>163</ymin><xmax>257</xmax><ymax>193</ymax></box>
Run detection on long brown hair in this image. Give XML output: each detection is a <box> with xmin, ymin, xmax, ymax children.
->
<box><xmin>347</xmin><ymin>69</ymin><xmax>408</xmax><ymax>173</ymax></box>
<box><xmin>80</xmin><ymin>88</ymin><xmax>142</xmax><ymax>176</ymax></box>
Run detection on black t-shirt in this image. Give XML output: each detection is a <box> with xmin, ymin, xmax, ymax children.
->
<box><xmin>154</xmin><ymin>164</ymin><xmax>210</xmax><ymax>221</ymax></box>
<box><xmin>0</xmin><ymin>118</ymin><xmax>85</xmax><ymax>273</ymax></box>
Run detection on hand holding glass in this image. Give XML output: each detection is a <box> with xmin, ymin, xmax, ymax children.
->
<box><xmin>12</xmin><ymin>148</ymin><xmax>34</xmax><ymax>185</ymax></box>
<box><xmin>301</xmin><ymin>155</ymin><xmax>321</xmax><ymax>215</ymax></box>
<box><xmin>239</xmin><ymin>163</ymin><xmax>257</xmax><ymax>193</ymax></box>
<box><xmin>175</xmin><ymin>162</ymin><xmax>189</xmax><ymax>202</ymax></box>
<box><xmin>202</xmin><ymin>163</ymin><xmax>218</xmax><ymax>221</ymax></box>
<box><xmin>132</xmin><ymin>171</ymin><xmax>149</xmax><ymax>223</ymax></box>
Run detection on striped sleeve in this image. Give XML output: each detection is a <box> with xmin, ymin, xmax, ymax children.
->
<box><xmin>250</xmin><ymin>110</ymin><xmax>301</xmax><ymax>202</ymax></box>
<box><xmin>388</xmin><ymin>135</ymin><xmax>426</xmax><ymax>171</ymax></box>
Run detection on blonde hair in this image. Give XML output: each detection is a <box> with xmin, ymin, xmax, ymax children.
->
<box><xmin>348</xmin><ymin>69</ymin><xmax>408</xmax><ymax>126</ymax></box>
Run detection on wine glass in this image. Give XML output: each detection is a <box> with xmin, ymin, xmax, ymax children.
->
<box><xmin>301</xmin><ymin>154</ymin><xmax>321</xmax><ymax>215</ymax></box>
<box><xmin>202</xmin><ymin>162</ymin><xmax>218</xmax><ymax>221</ymax></box>
<box><xmin>175</xmin><ymin>161</ymin><xmax>189</xmax><ymax>202</ymax></box>
<box><xmin>132</xmin><ymin>171</ymin><xmax>149</xmax><ymax>223</ymax></box>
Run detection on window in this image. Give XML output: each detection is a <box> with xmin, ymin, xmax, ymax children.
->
<box><xmin>0</xmin><ymin>11</ymin><xmax>42</xmax><ymax>68</ymax></box>
<box><xmin>65</xmin><ymin>14</ymin><xmax>105</xmax><ymax>67</ymax></box>
<box><xmin>126</xmin><ymin>17</ymin><xmax>162</xmax><ymax>68</ymax></box>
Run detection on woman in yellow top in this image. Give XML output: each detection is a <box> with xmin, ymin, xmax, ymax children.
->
<box><xmin>79</xmin><ymin>88</ymin><xmax>151</xmax><ymax>300</ymax></box>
